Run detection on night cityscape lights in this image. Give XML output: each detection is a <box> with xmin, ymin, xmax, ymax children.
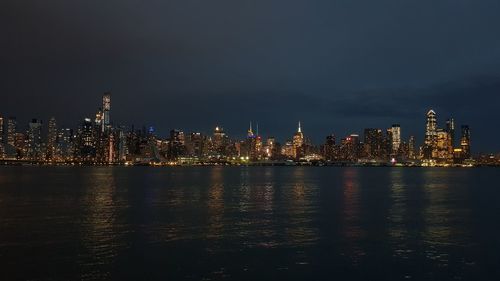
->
<box><xmin>0</xmin><ymin>93</ymin><xmax>498</xmax><ymax>167</ymax></box>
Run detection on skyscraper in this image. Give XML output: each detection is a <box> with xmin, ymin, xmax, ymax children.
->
<box><xmin>292</xmin><ymin>121</ymin><xmax>304</xmax><ymax>159</ymax></box>
<box><xmin>7</xmin><ymin>117</ymin><xmax>16</xmax><ymax>147</ymax></box>
<box><xmin>436</xmin><ymin>128</ymin><xmax>453</xmax><ymax>160</ymax></box>
<box><xmin>190</xmin><ymin>132</ymin><xmax>205</xmax><ymax>158</ymax></box>
<box><xmin>102</xmin><ymin>92</ymin><xmax>111</xmax><ymax>132</ymax></box>
<box><xmin>446</xmin><ymin>118</ymin><xmax>455</xmax><ymax>148</ymax></box>
<box><xmin>408</xmin><ymin>135</ymin><xmax>416</xmax><ymax>159</ymax></box>
<box><xmin>47</xmin><ymin>117</ymin><xmax>57</xmax><ymax>161</ymax></box>
<box><xmin>461</xmin><ymin>125</ymin><xmax>471</xmax><ymax>159</ymax></box>
<box><xmin>168</xmin><ymin>129</ymin><xmax>185</xmax><ymax>160</ymax></box>
<box><xmin>424</xmin><ymin>109</ymin><xmax>437</xmax><ymax>159</ymax></box>
<box><xmin>247</xmin><ymin>122</ymin><xmax>254</xmax><ymax>138</ymax></box>
<box><xmin>425</xmin><ymin>110</ymin><xmax>437</xmax><ymax>145</ymax></box>
<box><xmin>27</xmin><ymin>119</ymin><xmax>43</xmax><ymax>161</ymax></box>
<box><xmin>323</xmin><ymin>134</ymin><xmax>336</xmax><ymax>161</ymax></box>
<box><xmin>339</xmin><ymin>134</ymin><xmax>360</xmax><ymax>161</ymax></box>
<box><xmin>212</xmin><ymin>126</ymin><xmax>228</xmax><ymax>156</ymax></box>
<box><xmin>265</xmin><ymin>137</ymin><xmax>276</xmax><ymax>159</ymax></box>
<box><xmin>246</xmin><ymin>122</ymin><xmax>260</xmax><ymax>160</ymax></box>
<box><xmin>391</xmin><ymin>124</ymin><xmax>401</xmax><ymax>155</ymax></box>
<box><xmin>58</xmin><ymin>128</ymin><xmax>74</xmax><ymax>161</ymax></box>
<box><xmin>78</xmin><ymin>118</ymin><xmax>96</xmax><ymax>162</ymax></box>
<box><xmin>363</xmin><ymin>128</ymin><xmax>383</xmax><ymax>160</ymax></box>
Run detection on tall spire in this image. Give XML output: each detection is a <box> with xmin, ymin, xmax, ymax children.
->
<box><xmin>256</xmin><ymin>122</ymin><xmax>259</xmax><ymax>136</ymax></box>
<box><xmin>247</xmin><ymin>121</ymin><xmax>254</xmax><ymax>137</ymax></box>
<box><xmin>298</xmin><ymin>121</ymin><xmax>302</xmax><ymax>133</ymax></box>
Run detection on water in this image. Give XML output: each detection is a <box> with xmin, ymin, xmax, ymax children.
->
<box><xmin>0</xmin><ymin>166</ymin><xmax>499</xmax><ymax>280</ymax></box>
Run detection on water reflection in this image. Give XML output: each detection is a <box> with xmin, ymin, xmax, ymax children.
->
<box><xmin>207</xmin><ymin>167</ymin><xmax>224</xmax><ymax>240</ymax></box>
<box><xmin>234</xmin><ymin>167</ymin><xmax>279</xmax><ymax>249</ymax></box>
<box><xmin>78</xmin><ymin>168</ymin><xmax>126</xmax><ymax>280</ymax></box>
<box><xmin>340</xmin><ymin>168</ymin><xmax>365</xmax><ymax>263</ymax></box>
<box><xmin>0</xmin><ymin>166</ymin><xmax>495</xmax><ymax>281</ymax></box>
<box><xmin>422</xmin><ymin>169</ymin><xmax>454</xmax><ymax>267</ymax></box>
<box><xmin>283</xmin><ymin>167</ymin><xmax>319</xmax><ymax>249</ymax></box>
<box><xmin>388</xmin><ymin>169</ymin><xmax>413</xmax><ymax>259</ymax></box>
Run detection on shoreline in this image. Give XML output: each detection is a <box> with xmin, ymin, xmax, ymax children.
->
<box><xmin>0</xmin><ymin>160</ymin><xmax>495</xmax><ymax>168</ymax></box>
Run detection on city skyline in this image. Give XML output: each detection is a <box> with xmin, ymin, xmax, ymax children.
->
<box><xmin>1</xmin><ymin>92</ymin><xmax>493</xmax><ymax>166</ymax></box>
<box><xmin>0</xmin><ymin>93</ymin><xmax>491</xmax><ymax>151</ymax></box>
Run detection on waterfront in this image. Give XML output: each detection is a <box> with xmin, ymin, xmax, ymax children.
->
<box><xmin>0</xmin><ymin>166</ymin><xmax>499</xmax><ymax>280</ymax></box>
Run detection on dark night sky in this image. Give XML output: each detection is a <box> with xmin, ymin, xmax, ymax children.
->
<box><xmin>1</xmin><ymin>1</ymin><xmax>500</xmax><ymax>152</ymax></box>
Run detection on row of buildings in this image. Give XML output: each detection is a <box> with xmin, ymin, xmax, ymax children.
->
<box><xmin>0</xmin><ymin>94</ymin><xmax>475</xmax><ymax>165</ymax></box>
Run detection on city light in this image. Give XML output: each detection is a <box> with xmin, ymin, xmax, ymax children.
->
<box><xmin>0</xmin><ymin>94</ymin><xmax>498</xmax><ymax>167</ymax></box>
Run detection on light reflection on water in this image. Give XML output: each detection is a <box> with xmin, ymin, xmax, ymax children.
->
<box><xmin>340</xmin><ymin>168</ymin><xmax>365</xmax><ymax>264</ymax></box>
<box><xmin>388</xmin><ymin>169</ymin><xmax>412</xmax><ymax>259</ymax></box>
<box><xmin>207</xmin><ymin>167</ymin><xmax>224</xmax><ymax>240</ymax></box>
<box><xmin>0</xmin><ymin>166</ymin><xmax>498</xmax><ymax>281</ymax></box>
<box><xmin>78</xmin><ymin>168</ymin><xmax>127</xmax><ymax>280</ymax></box>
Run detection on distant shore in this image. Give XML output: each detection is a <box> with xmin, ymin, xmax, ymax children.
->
<box><xmin>1</xmin><ymin>159</ymin><xmax>496</xmax><ymax>167</ymax></box>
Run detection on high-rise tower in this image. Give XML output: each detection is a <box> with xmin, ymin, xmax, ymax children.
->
<box><xmin>7</xmin><ymin>117</ymin><xmax>17</xmax><ymax>147</ymax></box>
<box><xmin>102</xmin><ymin>92</ymin><xmax>111</xmax><ymax>132</ymax></box>
<box><xmin>27</xmin><ymin>119</ymin><xmax>43</xmax><ymax>161</ymax></box>
<box><xmin>247</xmin><ymin>122</ymin><xmax>254</xmax><ymax>138</ymax></box>
<box><xmin>425</xmin><ymin>110</ymin><xmax>437</xmax><ymax>145</ymax></box>
<box><xmin>424</xmin><ymin>109</ymin><xmax>437</xmax><ymax>159</ymax></box>
<box><xmin>460</xmin><ymin>125</ymin><xmax>471</xmax><ymax>159</ymax></box>
<box><xmin>391</xmin><ymin>124</ymin><xmax>401</xmax><ymax>155</ymax></box>
<box><xmin>292</xmin><ymin>121</ymin><xmax>304</xmax><ymax>159</ymax></box>
<box><xmin>47</xmin><ymin>117</ymin><xmax>57</xmax><ymax>161</ymax></box>
<box><xmin>446</xmin><ymin>118</ymin><xmax>455</xmax><ymax>148</ymax></box>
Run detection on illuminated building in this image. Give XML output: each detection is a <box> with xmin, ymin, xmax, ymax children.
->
<box><xmin>363</xmin><ymin>128</ymin><xmax>383</xmax><ymax>160</ymax></box>
<box><xmin>102</xmin><ymin>92</ymin><xmax>111</xmax><ymax>132</ymax></box>
<box><xmin>7</xmin><ymin>117</ymin><xmax>16</xmax><ymax>147</ymax></box>
<box><xmin>255</xmin><ymin>123</ymin><xmax>262</xmax><ymax>159</ymax></box>
<box><xmin>264</xmin><ymin>137</ymin><xmax>275</xmax><ymax>158</ymax></box>
<box><xmin>247</xmin><ymin>122</ymin><xmax>254</xmax><ymax>138</ymax></box>
<box><xmin>189</xmin><ymin>132</ymin><xmax>205</xmax><ymax>158</ymax></box>
<box><xmin>292</xmin><ymin>121</ymin><xmax>304</xmax><ymax>159</ymax></box>
<box><xmin>26</xmin><ymin>119</ymin><xmax>43</xmax><ymax>161</ymax></box>
<box><xmin>107</xmin><ymin>133</ymin><xmax>115</xmax><ymax>163</ymax></box>
<box><xmin>58</xmin><ymin>128</ymin><xmax>74</xmax><ymax>161</ymax></box>
<box><xmin>46</xmin><ymin>117</ymin><xmax>57</xmax><ymax>161</ymax></box>
<box><xmin>271</xmin><ymin>141</ymin><xmax>283</xmax><ymax>160</ymax></box>
<box><xmin>424</xmin><ymin>109</ymin><xmax>437</xmax><ymax>159</ymax></box>
<box><xmin>445</xmin><ymin>118</ymin><xmax>455</xmax><ymax>148</ymax></box>
<box><xmin>168</xmin><ymin>129</ymin><xmax>186</xmax><ymax>160</ymax></box>
<box><xmin>95</xmin><ymin>109</ymin><xmax>102</xmax><ymax>127</ymax></box>
<box><xmin>391</xmin><ymin>124</ymin><xmax>401</xmax><ymax>155</ymax></box>
<box><xmin>436</xmin><ymin>129</ymin><xmax>453</xmax><ymax>161</ymax></box>
<box><xmin>323</xmin><ymin>134</ymin><xmax>336</xmax><ymax>161</ymax></box>
<box><xmin>14</xmin><ymin>132</ymin><xmax>26</xmax><ymax>159</ymax></box>
<box><xmin>408</xmin><ymin>135</ymin><xmax>416</xmax><ymax>159</ymax></box>
<box><xmin>77</xmin><ymin>118</ymin><xmax>96</xmax><ymax>162</ymax></box>
<box><xmin>117</xmin><ymin>129</ymin><xmax>128</xmax><ymax>162</ymax></box>
<box><xmin>281</xmin><ymin>140</ymin><xmax>295</xmax><ymax>158</ymax></box>
<box><xmin>460</xmin><ymin>125</ymin><xmax>471</xmax><ymax>159</ymax></box>
<box><xmin>453</xmin><ymin>148</ymin><xmax>464</xmax><ymax>163</ymax></box>
<box><xmin>340</xmin><ymin>134</ymin><xmax>360</xmax><ymax>161</ymax></box>
<box><xmin>245</xmin><ymin>122</ymin><xmax>260</xmax><ymax>160</ymax></box>
<box><xmin>212</xmin><ymin>126</ymin><xmax>228</xmax><ymax>156</ymax></box>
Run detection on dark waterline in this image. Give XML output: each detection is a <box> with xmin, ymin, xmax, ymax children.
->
<box><xmin>0</xmin><ymin>166</ymin><xmax>499</xmax><ymax>280</ymax></box>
